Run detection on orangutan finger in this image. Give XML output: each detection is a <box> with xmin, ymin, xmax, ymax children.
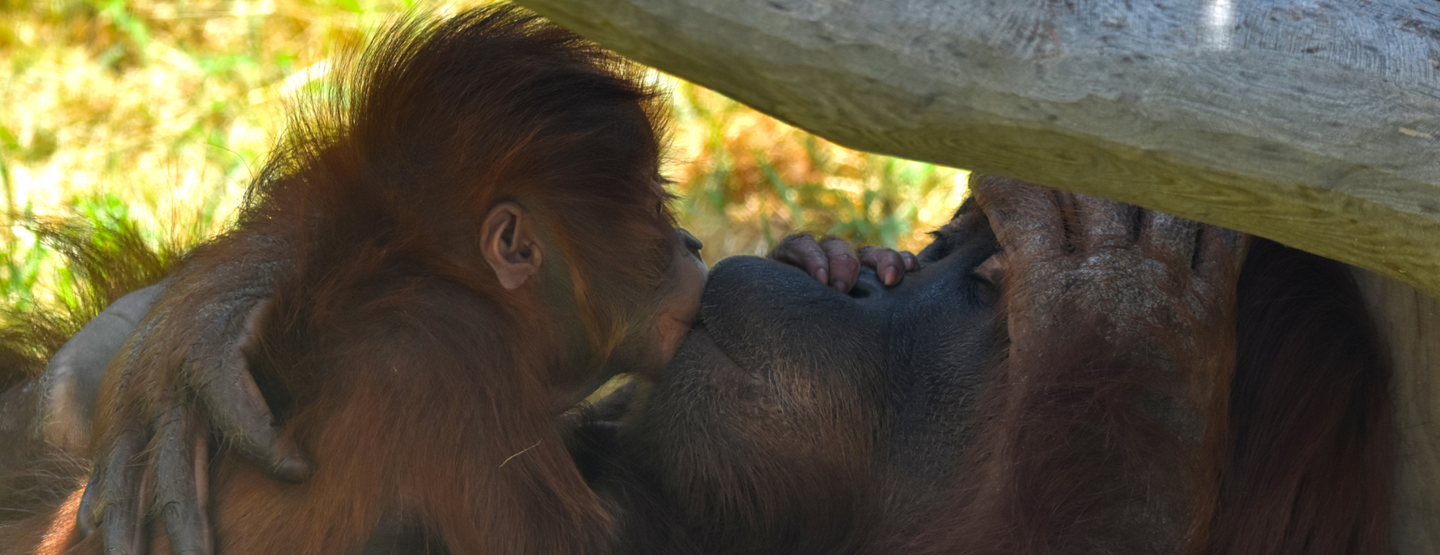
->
<box><xmin>76</xmin><ymin>464</ymin><xmax>103</xmax><ymax>537</ymax></box>
<box><xmin>971</xmin><ymin>175</ymin><xmax>1064</xmax><ymax>260</ymax></box>
<box><xmin>588</xmin><ymin>379</ymin><xmax>639</xmax><ymax>422</ymax></box>
<box><xmin>193</xmin><ymin>355</ymin><xmax>308</xmax><ymax>483</ymax></box>
<box><xmin>768</xmin><ymin>234</ymin><xmax>830</xmax><ymax>285</ymax></box>
<box><xmin>154</xmin><ymin>404</ymin><xmax>213</xmax><ymax>555</ymax></box>
<box><xmin>1144</xmin><ymin>211</ymin><xmax>1201</xmax><ymax>267</ymax></box>
<box><xmin>83</xmin><ymin>427</ymin><xmax>146</xmax><ymax>554</ymax></box>
<box><xmin>1196</xmin><ymin>226</ymin><xmax>1248</xmax><ymax>284</ymax></box>
<box><xmin>900</xmin><ymin>251</ymin><xmax>918</xmax><ymax>271</ymax></box>
<box><xmin>101</xmin><ymin>501</ymin><xmax>144</xmax><ymax>555</ymax></box>
<box><xmin>974</xmin><ymin>252</ymin><xmax>1008</xmax><ymax>287</ymax></box>
<box><xmin>78</xmin><ymin>426</ymin><xmax>143</xmax><ymax>537</ymax></box>
<box><xmin>858</xmin><ymin>247</ymin><xmax>907</xmax><ymax>286</ymax></box>
<box><xmin>1070</xmin><ymin>193</ymin><xmax>1142</xmax><ymax>250</ymax></box>
<box><xmin>819</xmin><ymin>237</ymin><xmax>860</xmax><ymax>292</ymax></box>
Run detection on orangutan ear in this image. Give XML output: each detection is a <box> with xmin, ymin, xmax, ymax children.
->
<box><xmin>481</xmin><ymin>201</ymin><xmax>544</xmax><ymax>290</ymax></box>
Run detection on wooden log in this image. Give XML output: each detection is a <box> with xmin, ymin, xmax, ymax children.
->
<box><xmin>1354</xmin><ymin>268</ymin><xmax>1440</xmax><ymax>553</ymax></box>
<box><xmin>515</xmin><ymin>0</ymin><xmax>1440</xmax><ymax>298</ymax></box>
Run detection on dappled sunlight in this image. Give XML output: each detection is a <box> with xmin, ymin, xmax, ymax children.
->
<box><xmin>1203</xmin><ymin>0</ymin><xmax>1235</xmax><ymax>51</ymax></box>
<box><xmin>0</xmin><ymin>0</ymin><xmax>966</xmax><ymax>315</ymax></box>
<box><xmin>660</xmin><ymin>75</ymin><xmax>965</xmax><ymax>263</ymax></box>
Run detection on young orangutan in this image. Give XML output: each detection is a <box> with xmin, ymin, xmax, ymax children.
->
<box><xmin>5</xmin><ymin>6</ymin><xmax>700</xmax><ymax>554</ymax></box>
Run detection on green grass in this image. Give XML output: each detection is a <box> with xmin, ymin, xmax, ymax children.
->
<box><xmin>0</xmin><ymin>0</ymin><xmax>968</xmax><ymax>329</ymax></box>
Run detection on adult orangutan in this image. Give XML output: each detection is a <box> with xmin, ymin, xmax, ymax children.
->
<box><xmin>0</xmin><ymin>9</ymin><xmax>1392</xmax><ymax>555</ymax></box>
<box><xmin>567</xmin><ymin>177</ymin><xmax>1389</xmax><ymax>555</ymax></box>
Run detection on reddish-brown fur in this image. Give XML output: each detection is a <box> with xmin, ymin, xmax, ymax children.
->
<box><xmin>3</xmin><ymin>6</ymin><xmax>682</xmax><ymax>554</ymax></box>
<box><xmin>184</xmin><ymin>11</ymin><xmax>676</xmax><ymax>554</ymax></box>
<box><xmin>1209</xmin><ymin>239</ymin><xmax>1392</xmax><ymax>555</ymax></box>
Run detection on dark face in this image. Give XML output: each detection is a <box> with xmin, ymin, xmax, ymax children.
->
<box><xmin>609</xmin><ymin>205</ymin><xmax>1003</xmax><ymax>552</ymax></box>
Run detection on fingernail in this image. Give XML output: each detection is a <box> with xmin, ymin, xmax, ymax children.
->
<box><xmin>274</xmin><ymin>456</ymin><xmax>312</xmax><ymax>483</ymax></box>
<box><xmin>162</xmin><ymin>502</ymin><xmax>182</xmax><ymax>522</ymax></box>
<box><xmin>816</xmin><ymin>268</ymin><xmax>828</xmax><ymax>284</ymax></box>
<box><xmin>831</xmin><ymin>279</ymin><xmax>847</xmax><ymax>292</ymax></box>
<box><xmin>883</xmin><ymin>267</ymin><xmax>897</xmax><ymax>285</ymax></box>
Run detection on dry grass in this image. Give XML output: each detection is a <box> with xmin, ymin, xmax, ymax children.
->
<box><xmin>0</xmin><ymin>0</ymin><xmax>967</xmax><ymax>316</ymax></box>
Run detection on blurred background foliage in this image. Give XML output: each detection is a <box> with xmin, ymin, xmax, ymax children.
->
<box><xmin>0</xmin><ymin>0</ymin><xmax>967</xmax><ymax>354</ymax></box>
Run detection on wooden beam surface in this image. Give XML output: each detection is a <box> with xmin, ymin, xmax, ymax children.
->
<box><xmin>515</xmin><ymin>0</ymin><xmax>1440</xmax><ymax>297</ymax></box>
<box><xmin>1353</xmin><ymin>268</ymin><xmax>1440</xmax><ymax>553</ymax></box>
